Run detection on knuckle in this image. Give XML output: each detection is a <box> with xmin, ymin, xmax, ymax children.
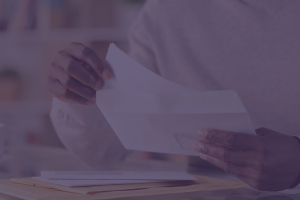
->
<box><xmin>224</xmin><ymin>133</ymin><xmax>235</xmax><ymax>147</ymax></box>
<box><xmin>80</xmin><ymin>46</ymin><xmax>94</xmax><ymax>60</ymax></box>
<box><xmin>207</xmin><ymin>130</ymin><xmax>218</xmax><ymax>141</ymax></box>
<box><xmin>61</xmin><ymin>75</ymin><xmax>73</xmax><ymax>88</ymax></box>
<box><xmin>220</xmin><ymin>148</ymin><xmax>230</xmax><ymax>162</ymax></box>
<box><xmin>64</xmin><ymin>58</ymin><xmax>77</xmax><ymax>74</ymax></box>
<box><xmin>202</xmin><ymin>144</ymin><xmax>210</xmax><ymax>154</ymax></box>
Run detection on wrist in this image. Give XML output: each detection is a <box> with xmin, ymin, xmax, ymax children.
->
<box><xmin>289</xmin><ymin>136</ymin><xmax>300</xmax><ymax>188</ymax></box>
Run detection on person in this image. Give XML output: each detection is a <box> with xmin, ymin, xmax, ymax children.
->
<box><xmin>46</xmin><ymin>0</ymin><xmax>300</xmax><ymax>191</ymax></box>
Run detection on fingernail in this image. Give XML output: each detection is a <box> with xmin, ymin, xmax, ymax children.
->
<box><xmin>86</xmin><ymin>100</ymin><xmax>95</xmax><ymax>105</ymax></box>
<box><xmin>95</xmin><ymin>80</ymin><xmax>103</xmax><ymax>90</ymax></box>
<box><xmin>198</xmin><ymin>129</ymin><xmax>207</xmax><ymax>138</ymax></box>
<box><xmin>102</xmin><ymin>69</ymin><xmax>112</xmax><ymax>80</ymax></box>
<box><xmin>193</xmin><ymin>142</ymin><xmax>201</xmax><ymax>152</ymax></box>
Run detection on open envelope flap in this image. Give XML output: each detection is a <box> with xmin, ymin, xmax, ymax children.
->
<box><xmin>97</xmin><ymin>90</ymin><xmax>246</xmax><ymax>114</ymax></box>
<box><xmin>104</xmin><ymin>44</ymin><xmax>192</xmax><ymax>93</ymax></box>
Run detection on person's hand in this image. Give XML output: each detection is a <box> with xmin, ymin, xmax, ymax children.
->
<box><xmin>192</xmin><ymin>127</ymin><xmax>300</xmax><ymax>191</ymax></box>
<box><xmin>46</xmin><ymin>42</ymin><xmax>112</xmax><ymax>105</ymax></box>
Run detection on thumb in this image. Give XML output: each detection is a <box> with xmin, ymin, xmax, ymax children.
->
<box><xmin>255</xmin><ymin>127</ymin><xmax>281</xmax><ymax>137</ymax></box>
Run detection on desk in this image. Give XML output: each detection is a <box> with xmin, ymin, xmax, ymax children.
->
<box><xmin>0</xmin><ymin>145</ymin><xmax>299</xmax><ymax>200</ymax></box>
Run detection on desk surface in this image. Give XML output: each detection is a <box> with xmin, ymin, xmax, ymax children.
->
<box><xmin>0</xmin><ymin>145</ymin><xmax>299</xmax><ymax>200</ymax></box>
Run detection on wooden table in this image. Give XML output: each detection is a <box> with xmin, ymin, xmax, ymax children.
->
<box><xmin>0</xmin><ymin>145</ymin><xmax>298</xmax><ymax>200</ymax></box>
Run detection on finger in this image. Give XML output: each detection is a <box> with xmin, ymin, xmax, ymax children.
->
<box><xmin>47</xmin><ymin>77</ymin><xmax>95</xmax><ymax>105</ymax></box>
<box><xmin>200</xmin><ymin>153</ymin><xmax>271</xmax><ymax>191</ymax></box>
<box><xmin>66</xmin><ymin>42</ymin><xmax>112</xmax><ymax>80</ymax></box>
<box><xmin>50</xmin><ymin>66</ymin><xmax>96</xmax><ymax>101</ymax></box>
<box><xmin>202</xmin><ymin>155</ymin><xmax>263</xmax><ymax>186</ymax></box>
<box><xmin>255</xmin><ymin>127</ymin><xmax>283</xmax><ymax>137</ymax></box>
<box><xmin>235</xmin><ymin>174</ymin><xmax>261</xmax><ymax>190</ymax></box>
<box><xmin>198</xmin><ymin>129</ymin><xmax>258</xmax><ymax>150</ymax></box>
<box><xmin>235</xmin><ymin>174</ymin><xmax>278</xmax><ymax>192</ymax></box>
<box><xmin>199</xmin><ymin>153</ymin><xmax>245</xmax><ymax>176</ymax></box>
<box><xmin>193</xmin><ymin>141</ymin><xmax>251</xmax><ymax>166</ymax></box>
<box><xmin>54</xmin><ymin>51</ymin><xmax>104</xmax><ymax>90</ymax></box>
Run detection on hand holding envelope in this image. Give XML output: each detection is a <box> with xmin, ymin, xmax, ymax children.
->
<box><xmin>96</xmin><ymin>44</ymin><xmax>256</xmax><ymax>156</ymax></box>
<box><xmin>95</xmin><ymin>45</ymin><xmax>300</xmax><ymax>191</ymax></box>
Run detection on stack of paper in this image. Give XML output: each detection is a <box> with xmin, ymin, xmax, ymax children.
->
<box><xmin>6</xmin><ymin>172</ymin><xmax>253</xmax><ymax>200</ymax></box>
<box><xmin>11</xmin><ymin>171</ymin><xmax>198</xmax><ymax>194</ymax></box>
<box><xmin>36</xmin><ymin>170</ymin><xmax>197</xmax><ymax>187</ymax></box>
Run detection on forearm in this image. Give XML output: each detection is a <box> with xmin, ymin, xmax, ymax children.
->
<box><xmin>50</xmin><ymin>97</ymin><xmax>126</xmax><ymax>169</ymax></box>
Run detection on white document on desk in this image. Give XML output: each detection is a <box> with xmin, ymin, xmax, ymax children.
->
<box><xmin>96</xmin><ymin>44</ymin><xmax>255</xmax><ymax>156</ymax></box>
<box><xmin>33</xmin><ymin>177</ymin><xmax>163</xmax><ymax>187</ymax></box>
<box><xmin>40</xmin><ymin>171</ymin><xmax>197</xmax><ymax>181</ymax></box>
<box><xmin>36</xmin><ymin>171</ymin><xmax>197</xmax><ymax>187</ymax></box>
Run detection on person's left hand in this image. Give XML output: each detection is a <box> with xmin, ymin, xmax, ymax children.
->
<box><xmin>192</xmin><ymin>127</ymin><xmax>300</xmax><ymax>191</ymax></box>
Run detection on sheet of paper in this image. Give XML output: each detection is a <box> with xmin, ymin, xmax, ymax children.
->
<box><xmin>33</xmin><ymin>177</ymin><xmax>162</xmax><ymax>187</ymax></box>
<box><xmin>96</xmin><ymin>44</ymin><xmax>255</xmax><ymax>156</ymax></box>
<box><xmin>40</xmin><ymin>171</ymin><xmax>197</xmax><ymax>181</ymax></box>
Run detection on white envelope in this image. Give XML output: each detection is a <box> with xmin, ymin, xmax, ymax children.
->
<box><xmin>96</xmin><ymin>44</ymin><xmax>255</xmax><ymax>156</ymax></box>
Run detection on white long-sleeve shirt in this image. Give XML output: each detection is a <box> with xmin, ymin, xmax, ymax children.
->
<box><xmin>50</xmin><ymin>0</ymin><xmax>300</xmax><ymax>169</ymax></box>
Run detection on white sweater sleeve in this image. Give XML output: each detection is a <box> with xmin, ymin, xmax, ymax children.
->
<box><xmin>50</xmin><ymin>97</ymin><xmax>126</xmax><ymax>169</ymax></box>
<box><xmin>50</xmin><ymin>1</ymin><xmax>160</xmax><ymax>169</ymax></box>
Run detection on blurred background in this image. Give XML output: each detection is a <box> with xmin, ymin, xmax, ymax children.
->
<box><xmin>0</xmin><ymin>0</ymin><xmax>189</xmax><ymax>179</ymax></box>
<box><xmin>0</xmin><ymin>0</ymin><xmax>145</xmax><ymax>147</ymax></box>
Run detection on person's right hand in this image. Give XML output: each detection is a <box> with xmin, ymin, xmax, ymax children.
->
<box><xmin>46</xmin><ymin>42</ymin><xmax>112</xmax><ymax>105</ymax></box>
